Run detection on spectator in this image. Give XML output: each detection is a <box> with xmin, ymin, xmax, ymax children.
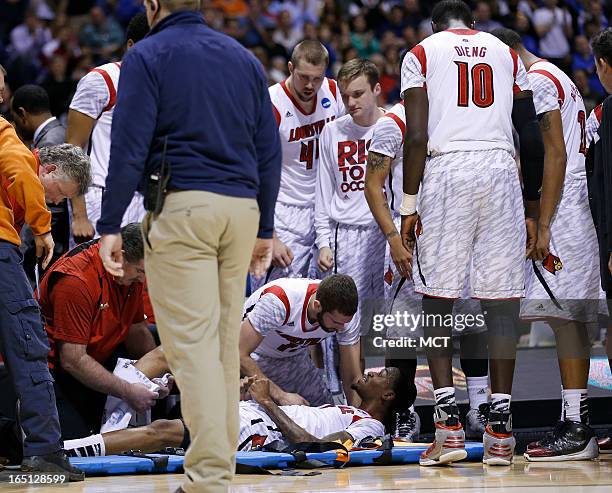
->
<box><xmin>474</xmin><ymin>1</ymin><xmax>504</xmax><ymax>32</ymax></box>
<box><xmin>403</xmin><ymin>0</ymin><xmax>425</xmax><ymax>30</ymax></box>
<box><xmin>79</xmin><ymin>6</ymin><xmax>124</xmax><ymax>63</ymax></box>
<box><xmin>41</xmin><ymin>56</ymin><xmax>76</xmax><ymax>119</ymax></box>
<box><xmin>515</xmin><ymin>10</ymin><xmax>539</xmax><ymax>55</ymax></box>
<box><xmin>533</xmin><ymin>0</ymin><xmax>573</xmax><ymax>73</ymax></box>
<box><xmin>273</xmin><ymin>10</ymin><xmax>303</xmax><ymax>53</ymax></box>
<box><xmin>573</xmin><ymin>34</ymin><xmax>596</xmax><ymax>73</ymax></box>
<box><xmin>350</xmin><ymin>14</ymin><xmax>380</xmax><ymax>58</ymax></box>
<box><xmin>578</xmin><ymin>0</ymin><xmax>609</xmax><ymax>35</ymax></box>
<box><xmin>9</xmin><ymin>9</ymin><xmax>52</xmax><ymax>58</ymax></box>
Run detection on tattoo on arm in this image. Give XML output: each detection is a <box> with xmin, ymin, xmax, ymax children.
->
<box><xmin>539</xmin><ymin>112</ymin><xmax>552</xmax><ymax>131</ymax></box>
<box><xmin>385</xmin><ymin>231</ymin><xmax>399</xmax><ymax>240</ymax></box>
<box><xmin>367</xmin><ymin>151</ymin><xmax>391</xmax><ymax>172</ymax></box>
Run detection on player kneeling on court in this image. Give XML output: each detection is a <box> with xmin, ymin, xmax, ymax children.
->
<box><xmin>240</xmin><ymin>275</ymin><xmax>362</xmax><ymax>406</ymax></box>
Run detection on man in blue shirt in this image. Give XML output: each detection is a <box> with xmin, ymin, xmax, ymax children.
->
<box><xmin>95</xmin><ymin>2</ymin><xmax>281</xmax><ymax>492</ymax></box>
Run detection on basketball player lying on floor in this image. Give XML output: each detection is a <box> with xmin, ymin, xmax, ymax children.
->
<box><xmin>58</xmin><ymin>367</ymin><xmax>407</xmax><ymax>458</ymax></box>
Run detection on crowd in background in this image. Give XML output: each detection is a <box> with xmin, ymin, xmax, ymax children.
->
<box><xmin>0</xmin><ymin>0</ymin><xmax>610</xmax><ymax>120</ymax></box>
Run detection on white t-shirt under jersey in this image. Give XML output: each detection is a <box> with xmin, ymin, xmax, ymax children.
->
<box><xmin>269</xmin><ymin>78</ymin><xmax>345</xmax><ymax>206</ymax></box>
<box><xmin>69</xmin><ymin>62</ymin><xmax>121</xmax><ymax>188</ymax></box>
<box><xmin>314</xmin><ymin>112</ymin><xmax>384</xmax><ymax>249</ymax></box>
<box><xmin>528</xmin><ymin>60</ymin><xmax>587</xmax><ymax>182</ymax></box>
<box><xmin>368</xmin><ymin>102</ymin><xmax>406</xmax><ymax>215</ymax></box>
<box><xmin>244</xmin><ymin>278</ymin><xmax>360</xmax><ymax>358</ymax></box>
<box><xmin>401</xmin><ymin>28</ymin><xmax>530</xmax><ymax>157</ymax></box>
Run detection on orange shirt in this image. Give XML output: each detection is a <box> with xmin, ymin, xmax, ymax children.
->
<box><xmin>0</xmin><ymin>118</ymin><xmax>51</xmax><ymax>245</ymax></box>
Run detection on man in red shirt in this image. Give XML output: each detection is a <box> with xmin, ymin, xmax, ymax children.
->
<box><xmin>37</xmin><ymin>223</ymin><xmax>159</xmax><ymax>439</ymax></box>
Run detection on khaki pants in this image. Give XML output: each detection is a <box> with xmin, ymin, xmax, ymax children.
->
<box><xmin>143</xmin><ymin>191</ymin><xmax>258</xmax><ymax>493</ymax></box>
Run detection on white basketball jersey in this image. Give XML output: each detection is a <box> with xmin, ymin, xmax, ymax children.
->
<box><xmin>529</xmin><ymin>60</ymin><xmax>587</xmax><ymax>181</ymax></box>
<box><xmin>244</xmin><ymin>278</ymin><xmax>352</xmax><ymax>358</ymax></box>
<box><xmin>269</xmin><ymin>78</ymin><xmax>345</xmax><ymax>206</ymax></box>
<box><xmin>279</xmin><ymin>403</ymin><xmax>384</xmax><ymax>441</ymax></box>
<box><xmin>69</xmin><ymin>62</ymin><xmax>121</xmax><ymax>188</ymax></box>
<box><xmin>368</xmin><ymin>102</ymin><xmax>405</xmax><ymax>214</ymax></box>
<box><xmin>585</xmin><ymin>103</ymin><xmax>603</xmax><ymax>149</ymax></box>
<box><xmin>401</xmin><ymin>28</ymin><xmax>530</xmax><ymax>156</ymax></box>
<box><xmin>240</xmin><ymin>401</ymin><xmax>384</xmax><ymax>444</ymax></box>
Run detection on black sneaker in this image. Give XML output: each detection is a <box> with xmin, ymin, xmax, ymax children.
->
<box><xmin>21</xmin><ymin>450</ymin><xmax>85</xmax><ymax>481</ymax></box>
<box><xmin>524</xmin><ymin>420</ymin><xmax>599</xmax><ymax>462</ymax></box>
<box><xmin>465</xmin><ymin>403</ymin><xmax>489</xmax><ymax>440</ymax></box>
<box><xmin>394</xmin><ymin>409</ymin><xmax>421</xmax><ymax>442</ymax></box>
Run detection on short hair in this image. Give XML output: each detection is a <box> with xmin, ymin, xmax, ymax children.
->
<box><xmin>490</xmin><ymin>28</ymin><xmax>523</xmax><ymax>50</ymax></box>
<box><xmin>337</xmin><ymin>58</ymin><xmax>379</xmax><ymax>89</ymax></box>
<box><xmin>38</xmin><ymin>144</ymin><xmax>92</xmax><ymax>196</ymax></box>
<box><xmin>126</xmin><ymin>12</ymin><xmax>149</xmax><ymax>43</ymax></box>
<box><xmin>121</xmin><ymin>223</ymin><xmax>144</xmax><ymax>263</ymax></box>
<box><xmin>160</xmin><ymin>0</ymin><xmax>201</xmax><ymax>12</ymax></box>
<box><xmin>591</xmin><ymin>27</ymin><xmax>612</xmax><ymax>67</ymax></box>
<box><xmin>431</xmin><ymin>0</ymin><xmax>473</xmax><ymax>28</ymax></box>
<box><xmin>10</xmin><ymin>85</ymin><xmax>50</xmax><ymax>115</ymax></box>
<box><xmin>291</xmin><ymin>40</ymin><xmax>330</xmax><ymax>69</ymax></box>
<box><xmin>316</xmin><ymin>274</ymin><xmax>358</xmax><ymax>316</ymax></box>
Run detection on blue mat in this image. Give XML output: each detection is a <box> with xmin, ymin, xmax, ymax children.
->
<box><xmin>70</xmin><ymin>442</ymin><xmax>484</xmax><ymax>475</ymax></box>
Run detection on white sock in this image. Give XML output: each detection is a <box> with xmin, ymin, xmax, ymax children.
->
<box><xmin>466</xmin><ymin>376</ymin><xmax>489</xmax><ymax>410</ymax></box>
<box><xmin>562</xmin><ymin>388</ymin><xmax>588</xmax><ymax>423</ymax></box>
<box><xmin>433</xmin><ymin>387</ymin><xmax>456</xmax><ymax>407</ymax></box>
<box><xmin>560</xmin><ymin>385</ymin><xmax>565</xmax><ymax>420</ymax></box>
<box><xmin>63</xmin><ymin>434</ymin><xmax>106</xmax><ymax>457</ymax></box>
<box><xmin>490</xmin><ymin>393</ymin><xmax>511</xmax><ymax>413</ymax></box>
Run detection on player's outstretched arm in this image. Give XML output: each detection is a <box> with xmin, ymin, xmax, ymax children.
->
<box><xmin>365</xmin><ymin>152</ymin><xmax>412</xmax><ymax>278</ymax></box>
<box><xmin>239</xmin><ymin>318</ymin><xmax>309</xmax><ymax>406</ymax></box>
<box><xmin>534</xmin><ymin>109</ymin><xmax>567</xmax><ymax>260</ymax></box>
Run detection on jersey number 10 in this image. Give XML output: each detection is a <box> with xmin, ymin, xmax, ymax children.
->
<box><xmin>455</xmin><ymin>62</ymin><xmax>494</xmax><ymax>108</ymax></box>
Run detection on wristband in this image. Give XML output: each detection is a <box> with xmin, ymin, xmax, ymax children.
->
<box><xmin>399</xmin><ymin>193</ymin><xmax>418</xmax><ymax>216</ymax></box>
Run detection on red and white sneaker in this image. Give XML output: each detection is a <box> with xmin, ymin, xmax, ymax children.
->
<box><xmin>419</xmin><ymin>404</ymin><xmax>467</xmax><ymax>466</ymax></box>
<box><xmin>598</xmin><ymin>435</ymin><xmax>612</xmax><ymax>454</ymax></box>
<box><xmin>483</xmin><ymin>410</ymin><xmax>515</xmax><ymax>466</ymax></box>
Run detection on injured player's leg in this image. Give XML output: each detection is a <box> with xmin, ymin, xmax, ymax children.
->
<box><xmin>64</xmin><ymin>419</ymin><xmax>187</xmax><ymax>457</ymax></box>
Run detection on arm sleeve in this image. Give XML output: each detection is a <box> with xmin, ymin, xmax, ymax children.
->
<box><xmin>314</xmin><ymin>126</ymin><xmax>335</xmax><ymax>250</ymax></box>
<box><xmin>69</xmin><ymin>71</ymin><xmax>110</xmax><ymax>119</ymax></box>
<box><xmin>346</xmin><ymin>418</ymin><xmax>385</xmax><ymax>443</ymax></box>
<box><xmin>512</xmin><ymin>96</ymin><xmax>545</xmax><ymax>200</ymax></box>
<box><xmin>0</xmin><ymin>120</ymin><xmax>51</xmax><ymax>236</ymax></box>
<box><xmin>97</xmin><ymin>49</ymin><xmax>158</xmax><ymax>234</ymax></box>
<box><xmin>254</xmin><ymin>62</ymin><xmax>282</xmax><ymax>239</ymax></box>
<box><xmin>528</xmin><ymin>72</ymin><xmax>559</xmax><ymax>116</ymax></box>
<box><xmin>48</xmin><ymin>275</ymin><xmax>95</xmax><ymax>344</ymax></box>
<box><xmin>246</xmin><ymin>294</ymin><xmax>289</xmax><ymax>337</ymax></box>
<box><xmin>400</xmin><ymin>46</ymin><xmax>426</xmax><ymax>98</ymax></box>
<box><xmin>368</xmin><ymin>116</ymin><xmax>404</xmax><ymax>158</ymax></box>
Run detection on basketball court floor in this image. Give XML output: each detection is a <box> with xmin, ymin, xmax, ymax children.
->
<box><xmin>4</xmin><ymin>456</ymin><xmax>611</xmax><ymax>493</ymax></box>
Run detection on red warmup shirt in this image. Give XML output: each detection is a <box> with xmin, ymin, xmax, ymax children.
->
<box><xmin>37</xmin><ymin>240</ymin><xmax>145</xmax><ymax>370</ymax></box>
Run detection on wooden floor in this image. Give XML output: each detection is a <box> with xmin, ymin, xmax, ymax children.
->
<box><xmin>4</xmin><ymin>456</ymin><xmax>611</xmax><ymax>493</ymax></box>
